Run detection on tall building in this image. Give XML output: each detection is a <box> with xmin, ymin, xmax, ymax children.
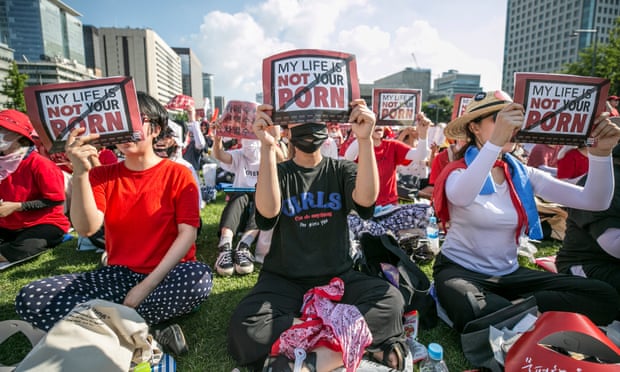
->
<box><xmin>0</xmin><ymin>0</ymin><xmax>85</xmax><ymax>64</ymax></box>
<box><xmin>98</xmin><ymin>27</ymin><xmax>182</xmax><ymax>104</ymax></box>
<box><xmin>202</xmin><ymin>72</ymin><xmax>215</xmax><ymax>115</ymax></box>
<box><xmin>83</xmin><ymin>25</ymin><xmax>102</xmax><ymax>77</ymax></box>
<box><xmin>433</xmin><ymin>70</ymin><xmax>482</xmax><ymax>99</ymax></box>
<box><xmin>173</xmin><ymin>47</ymin><xmax>203</xmax><ymax>108</ymax></box>
<box><xmin>373</xmin><ymin>67</ymin><xmax>432</xmax><ymax>102</ymax></box>
<box><xmin>502</xmin><ymin>0</ymin><xmax>620</xmax><ymax>95</ymax></box>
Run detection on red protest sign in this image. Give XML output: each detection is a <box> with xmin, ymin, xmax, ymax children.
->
<box><xmin>513</xmin><ymin>73</ymin><xmax>609</xmax><ymax>146</ymax></box>
<box><xmin>372</xmin><ymin>88</ymin><xmax>421</xmax><ymax>126</ymax></box>
<box><xmin>216</xmin><ymin>100</ymin><xmax>258</xmax><ymax>139</ymax></box>
<box><xmin>451</xmin><ymin>93</ymin><xmax>474</xmax><ymax>121</ymax></box>
<box><xmin>262</xmin><ymin>49</ymin><xmax>359</xmax><ymax>126</ymax></box>
<box><xmin>24</xmin><ymin>76</ymin><xmax>142</xmax><ymax>153</ymax></box>
<box><xmin>165</xmin><ymin>94</ymin><xmax>194</xmax><ymax>110</ymax></box>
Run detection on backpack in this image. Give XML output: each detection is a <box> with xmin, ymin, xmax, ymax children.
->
<box><xmin>356</xmin><ymin>232</ymin><xmax>438</xmax><ymax>330</ymax></box>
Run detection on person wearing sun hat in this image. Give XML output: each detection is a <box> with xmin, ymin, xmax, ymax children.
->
<box><xmin>0</xmin><ymin>109</ymin><xmax>70</xmax><ymax>269</ymax></box>
<box><xmin>431</xmin><ymin>90</ymin><xmax>620</xmax><ymax>336</ymax></box>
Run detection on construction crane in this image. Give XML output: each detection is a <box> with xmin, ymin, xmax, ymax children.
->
<box><xmin>411</xmin><ymin>52</ymin><xmax>419</xmax><ymax>68</ymax></box>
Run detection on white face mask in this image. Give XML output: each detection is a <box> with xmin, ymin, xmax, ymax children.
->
<box><xmin>241</xmin><ymin>139</ymin><xmax>260</xmax><ymax>161</ymax></box>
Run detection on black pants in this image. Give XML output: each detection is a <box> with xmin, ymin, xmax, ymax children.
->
<box><xmin>218</xmin><ymin>192</ymin><xmax>256</xmax><ymax>236</ymax></box>
<box><xmin>227</xmin><ymin>269</ymin><xmax>406</xmax><ymax>369</ymax></box>
<box><xmin>433</xmin><ymin>253</ymin><xmax>619</xmax><ymax>332</ymax></box>
<box><xmin>0</xmin><ymin>224</ymin><xmax>64</xmax><ymax>262</ymax></box>
<box><xmin>557</xmin><ymin>259</ymin><xmax>620</xmax><ymax>296</ymax></box>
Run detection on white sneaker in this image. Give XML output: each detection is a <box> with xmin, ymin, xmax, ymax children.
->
<box><xmin>215</xmin><ymin>243</ymin><xmax>234</xmax><ymax>276</ymax></box>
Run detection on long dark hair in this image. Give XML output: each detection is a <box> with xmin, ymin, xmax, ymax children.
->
<box><xmin>137</xmin><ymin>91</ymin><xmax>168</xmax><ymax>137</ymax></box>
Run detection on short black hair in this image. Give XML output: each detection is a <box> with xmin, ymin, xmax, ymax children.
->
<box><xmin>137</xmin><ymin>91</ymin><xmax>168</xmax><ymax>136</ymax></box>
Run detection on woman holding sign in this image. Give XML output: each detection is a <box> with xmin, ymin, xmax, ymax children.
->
<box><xmin>15</xmin><ymin>92</ymin><xmax>213</xmax><ymax>354</ymax></box>
<box><xmin>432</xmin><ymin>90</ymin><xmax>620</xmax><ymax>334</ymax></box>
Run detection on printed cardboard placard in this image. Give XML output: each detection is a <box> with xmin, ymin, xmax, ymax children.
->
<box><xmin>216</xmin><ymin>100</ymin><xmax>258</xmax><ymax>139</ymax></box>
<box><xmin>372</xmin><ymin>88</ymin><xmax>421</xmax><ymax>126</ymax></box>
<box><xmin>262</xmin><ymin>49</ymin><xmax>359</xmax><ymax>126</ymax></box>
<box><xmin>513</xmin><ymin>72</ymin><xmax>609</xmax><ymax>145</ymax></box>
<box><xmin>451</xmin><ymin>93</ymin><xmax>474</xmax><ymax>120</ymax></box>
<box><xmin>24</xmin><ymin>76</ymin><xmax>142</xmax><ymax>153</ymax></box>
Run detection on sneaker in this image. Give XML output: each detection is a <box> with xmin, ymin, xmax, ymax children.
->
<box><xmin>215</xmin><ymin>243</ymin><xmax>234</xmax><ymax>276</ymax></box>
<box><xmin>154</xmin><ymin>323</ymin><xmax>188</xmax><ymax>355</ymax></box>
<box><xmin>234</xmin><ymin>242</ymin><xmax>254</xmax><ymax>275</ymax></box>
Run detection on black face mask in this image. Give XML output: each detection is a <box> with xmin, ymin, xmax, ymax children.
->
<box><xmin>290</xmin><ymin>123</ymin><xmax>328</xmax><ymax>153</ymax></box>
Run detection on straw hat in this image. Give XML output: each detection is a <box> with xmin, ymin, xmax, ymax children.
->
<box><xmin>445</xmin><ymin>90</ymin><xmax>513</xmax><ymax>140</ymax></box>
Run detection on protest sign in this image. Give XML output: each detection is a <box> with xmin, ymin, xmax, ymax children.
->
<box><xmin>372</xmin><ymin>88</ymin><xmax>421</xmax><ymax>126</ymax></box>
<box><xmin>262</xmin><ymin>49</ymin><xmax>359</xmax><ymax>126</ymax></box>
<box><xmin>24</xmin><ymin>76</ymin><xmax>142</xmax><ymax>153</ymax></box>
<box><xmin>216</xmin><ymin>100</ymin><xmax>258</xmax><ymax>139</ymax></box>
<box><xmin>513</xmin><ymin>73</ymin><xmax>609</xmax><ymax>145</ymax></box>
<box><xmin>451</xmin><ymin>93</ymin><xmax>474</xmax><ymax>121</ymax></box>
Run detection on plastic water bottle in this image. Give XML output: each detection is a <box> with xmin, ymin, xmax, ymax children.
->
<box><xmin>419</xmin><ymin>343</ymin><xmax>449</xmax><ymax>372</ymax></box>
<box><xmin>426</xmin><ymin>216</ymin><xmax>440</xmax><ymax>255</ymax></box>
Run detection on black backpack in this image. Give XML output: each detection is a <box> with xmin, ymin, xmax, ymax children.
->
<box><xmin>356</xmin><ymin>232</ymin><xmax>438</xmax><ymax>330</ymax></box>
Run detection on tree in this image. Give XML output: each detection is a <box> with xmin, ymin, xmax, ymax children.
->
<box><xmin>562</xmin><ymin>18</ymin><xmax>620</xmax><ymax>94</ymax></box>
<box><xmin>422</xmin><ymin>96</ymin><xmax>452</xmax><ymax>124</ymax></box>
<box><xmin>1</xmin><ymin>62</ymin><xmax>28</xmax><ymax>112</ymax></box>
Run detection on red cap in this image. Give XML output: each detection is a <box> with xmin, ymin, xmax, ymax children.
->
<box><xmin>607</xmin><ymin>95</ymin><xmax>620</xmax><ymax>101</ymax></box>
<box><xmin>0</xmin><ymin>109</ymin><xmax>34</xmax><ymax>142</ymax></box>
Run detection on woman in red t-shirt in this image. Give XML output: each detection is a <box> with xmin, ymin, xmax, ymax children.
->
<box><xmin>16</xmin><ymin>93</ymin><xmax>213</xmax><ymax>345</ymax></box>
<box><xmin>0</xmin><ymin>110</ymin><xmax>70</xmax><ymax>269</ymax></box>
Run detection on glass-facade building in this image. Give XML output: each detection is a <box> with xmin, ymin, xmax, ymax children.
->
<box><xmin>502</xmin><ymin>0</ymin><xmax>620</xmax><ymax>95</ymax></box>
<box><xmin>0</xmin><ymin>0</ymin><xmax>84</xmax><ymax>64</ymax></box>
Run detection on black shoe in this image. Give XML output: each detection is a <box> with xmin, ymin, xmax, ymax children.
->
<box><xmin>234</xmin><ymin>242</ymin><xmax>254</xmax><ymax>275</ymax></box>
<box><xmin>215</xmin><ymin>243</ymin><xmax>234</xmax><ymax>276</ymax></box>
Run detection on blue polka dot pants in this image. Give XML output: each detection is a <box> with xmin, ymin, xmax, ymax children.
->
<box><xmin>14</xmin><ymin>261</ymin><xmax>213</xmax><ymax>331</ymax></box>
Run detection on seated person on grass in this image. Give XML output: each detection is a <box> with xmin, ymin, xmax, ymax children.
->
<box><xmin>15</xmin><ymin>93</ymin><xmax>212</xmax><ymax>356</ymax></box>
<box><xmin>0</xmin><ymin>110</ymin><xmax>70</xmax><ymax>270</ymax></box>
<box><xmin>556</xmin><ymin>143</ymin><xmax>620</xmax><ymax>307</ymax></box>
<box><xmin>432</xmin><ymin>90</ymin><xmax>620</xmax><ymax>333</ymax></box>
<box><xmin>211</xmin><ymin>126</ymin><xmax>284</xmax><ymax>276</ymax></box>
<box><xmin>227</xmin><ymin>99</ymin><xmax>409</xmax><ymax>371</ymax></box>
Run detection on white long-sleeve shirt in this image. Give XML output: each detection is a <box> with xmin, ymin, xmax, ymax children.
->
<box><xmin>441</xmin><ymin>142</ymin><xmax>613</xmax><ymax>276</ymax></box>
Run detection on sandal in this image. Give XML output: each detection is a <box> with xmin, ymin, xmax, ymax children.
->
<box><xmin>371</xmin><ymin>341</ymin><xmax>407</xmax><ymax>371</ymax></box>
<box><xmin>262</xmin><ymin>349</ymin><xmax>317</xmax><ymax>372</ymax></box>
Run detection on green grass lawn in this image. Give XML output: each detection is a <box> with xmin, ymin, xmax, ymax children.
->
<box><xmin>0</xmin><ymin>193</ymin><xmax>562</xmax><ymax>371</ymax></box>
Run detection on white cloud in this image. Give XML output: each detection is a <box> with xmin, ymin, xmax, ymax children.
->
<box><xmin>189</xmin><ymin>0</ymin><xmax>504</xmax><ymax>102</ymax></box>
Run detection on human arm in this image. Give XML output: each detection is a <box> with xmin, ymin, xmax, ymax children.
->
<box><xmin>533</xmin><ymin>113</ymin><xmax>620</xmax><ymax>210</ymax></box>
<box><xmin>253</xmin><ymin>104</ymin><xmax>282</xmax><ymax>218</ymax></box>
<box><xmin>123</xmin><ymin>223</ymin><xmax>197</xmax><ymax>308</ymax></box>
<box><xmin>64</xmin><ymin>128</ymin><xmax>104</xmax><ymax>236</ymax></box>
<box><xmin>349</xmin><ymin>99</ymin><xmax>378</xmax><ymax>207</ymax></box>
<box><xmin>186</xmin><ymin>105</ymin><xmax>206</xmax><ymax>150</ymax></box>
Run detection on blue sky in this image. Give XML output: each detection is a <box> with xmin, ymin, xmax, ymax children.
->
<box><xmin>63</xmin><ymin>0</ymin><xmax>507</xmax><ymax>102</ymax></box>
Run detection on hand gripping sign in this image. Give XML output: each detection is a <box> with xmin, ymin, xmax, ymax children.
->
<box><xmin>262</xmin><ymin>49</ymin><xmax>360</xmax><ymax>126</ymax></box>
<box><xmin>372</xmin><ymin>88</ymin><xmax>421</xmax><ymax>126</ymax></box>
<box><xmin>24</xmin><ymin>76</ymin><xmax>143</xmax><ymax>153</ymax></box>
<box><xmin>513</xmin><ymin>72</ymin><xmax>610</xmax><ymax>146</ymax></box>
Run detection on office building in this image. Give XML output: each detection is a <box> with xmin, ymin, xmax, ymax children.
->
<box><xmin>433</xmin><ymin>70</ymin><xmax>482</xmax><ymax>99</ymax></box>
<box><xmin>0</xmin><ymin>0</ymin><xmax>85</xmax><ymax>65</ymax></box>
<box><xmin>502</xmin><ymin>0</ymin><xmax>620</xmax><ymax>94</ymax></box>
<box><xmin>372</xmin><ymin>67</ymin><xmax>432</xmax><ymax>102</ymax></box>
<box><xmin>83</xmin><ymin>25</ymin><xmax>103</xmax><ymax>77</ymax></box>
<box><xmin>98</xmin><ymin>27</ymin><xmax>182</xmax><ymax>104</ymax></box>
<box><xmin>173</xmin><ymin>47</ymin><xmax>203</xmax><ymax>107</ymax></box>
<box><xmin>202</xmin><ymin>72</ymin><xmax>216</xmax><ymax>115</ymax></box>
